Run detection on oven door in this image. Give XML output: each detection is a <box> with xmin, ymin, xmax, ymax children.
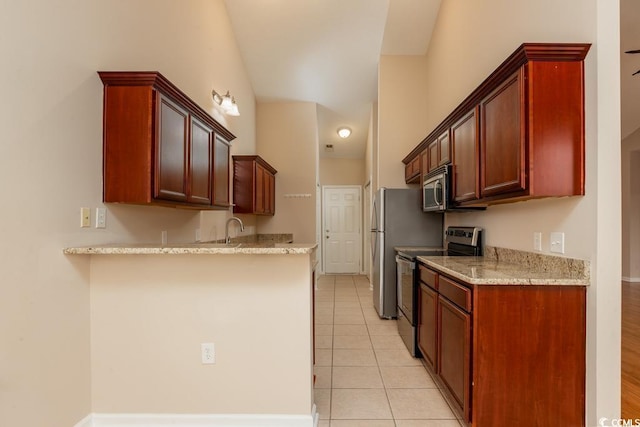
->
<box><xmin>396</xmin><ymin>254</ymin><xmax>419</xmax><ymax>357</ymax></box>
<box><xmin>395</xmin><ymin>255</ymin><xmax>416</xmax><ymax>322</ymax></box>
<box><xmin>423</xmin><ymin>173</ymin><xmax>445</xmax><ymax>212</ymax></box>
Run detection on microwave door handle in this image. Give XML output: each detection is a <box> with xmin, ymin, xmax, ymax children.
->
<box><xmin>434</xmin><ymin>181</ymin><xmax>443</xmax><ymax>207</ymax></box>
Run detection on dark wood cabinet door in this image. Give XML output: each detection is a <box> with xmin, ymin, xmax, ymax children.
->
<box><xmin>155</xmin><ymin>94</ymin><xmax>189</xmax><ymax>202</ymax></box>
<box><xmin>255</xmin><ymin>163</ymin><xmax>266</xmax><ymax>214</ymax></box>
<box><xmin>405</xmin><ymin>156</ymin><xmax>420</xmax><ymax>183</ymax></box>
<box><xmin>213</xmin><ymin>135</ymin><xmax>230</xmax><ymax>208</ymax></box>
<box><xmin>420</xmin><ymin>149</ymin><xmax>429</xmax><ymax>179</ymax></box>
<box><xmin>451</xmin><ymin>108</ymin><xmax>479</xmax><ymax>203</ymax></box>
<box><xmin>418</xmin><ymin>283</ymin><xmax>438</xmax><ymax>372</ymax></box>
<box><xmin>438</xmin><ymin>296</ymin><xmax>471</xmax><ymax>422</ymax></box>
<box><xmin>480</xmin><ymin>70</ymin><xmax>526</xmax><ymax>197</ymax></box>
<box><xmin>188</xmin><ymin>116</ymin><xmax>213</xmax><ymax>205</ymax></box>
<box><xmin>428</xmin><ymin>140</ymin><xmax>439</xmax><ymax>172</ymax></box>
<box><xmin>100</xmin><ymin>72</ymin><xmax>236</xmax><ymax>209</ymax></box>
<box><xmin>266</xmin><ymin>171</ymin><xmax>276</xmax><ymax>214</ymax></box>
<box><xmin>438</xmin><ymin>131</ymin><xmax>450</xmax><ymax>166</ymax></box>
<box><xmin>232</xmin><ymin>155</ymin><xmax>277</xmax><ymax>215</ymax></box>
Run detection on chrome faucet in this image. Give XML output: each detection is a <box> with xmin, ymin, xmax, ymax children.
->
<box><xmin>225</xmin><ymin>217</ymin><xmax>245</xmax><ymax>244</ymax></box>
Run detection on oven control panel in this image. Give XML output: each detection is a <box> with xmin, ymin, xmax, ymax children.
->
<box><xmin>445</xmin><ymin>227</ymin><xmax>482</xmax><ymax>247</ymax></box>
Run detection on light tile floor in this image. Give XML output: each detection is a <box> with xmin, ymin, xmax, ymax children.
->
<box><xmin>314</xmin><ymin>274</ymin><xmax>464</xmax><ymax>427</ymax></box>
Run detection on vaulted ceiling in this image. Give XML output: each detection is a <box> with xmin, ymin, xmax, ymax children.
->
<box><xmin>225</xmin><ymin>0</ymin><xmax>638</xmax><ymax>160</ymax></box>
<box><xmin>224</xmin><ymin>0</ymin><xmax>441</xmax><ymax>159</ymax></box>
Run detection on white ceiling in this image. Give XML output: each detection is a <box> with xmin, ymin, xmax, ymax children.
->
<box><xmin>224</xmin><ymin>0</ymin><xmax>442</xmax><ymax>159</ymax></box>
<box><xmin>225</xmin><ymin>0</ymin><xmax>640</xmax><ymax>158</ymax></box>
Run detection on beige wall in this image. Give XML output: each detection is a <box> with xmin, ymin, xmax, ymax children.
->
<box><xmin>0</xmin><ymin>1</ymin><xmax>254</xmax><ymax>426</ymax></box>
<box><xmin>90</xmin><ymin>254</ymin><xmax>314</xmax><ymax>415</ymax></box>
<box><xmin>319</xmin><ymin>158</ymin><xmax>366</xmax><ymax>186</ymax></box>
<box><xmin>366</xmin><ymin>104</ymin><xmax>376</xmax><ymax>192</ymax></box>
<box><xmin>377</xmin><ymin>56</ymin><xmax>430</xmax><ymax>189</ymax></box>
<box><xmin>622</xmin><ymin>128</ymin><xmax>640</xmax><ymax>281</ymax></box>
<box><xmin>256</xmin><ymin>102</ymin><xmax>319</xmax><ymax>243</ymax></box>
<box><xmin>417</xmin><ymin>0</ymin><xmax>620</xmax><ymax>423</ymax></box>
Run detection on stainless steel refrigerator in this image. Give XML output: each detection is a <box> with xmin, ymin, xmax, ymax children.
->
<box><xmin>371</xmin><ymin>188</ymin><xmax>443</xmax><ymax>318</ymax></box>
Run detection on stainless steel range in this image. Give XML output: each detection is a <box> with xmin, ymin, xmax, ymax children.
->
<box><xmin>395</xmin><ymin>226</ymin><xmax>483</xmax><ymax>357</ymax></box>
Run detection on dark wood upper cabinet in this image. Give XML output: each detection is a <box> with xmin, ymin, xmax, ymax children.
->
<box><xmin>438</xmin><ymin>130</ymin><xmax>450</xmax><ymax>166</ymax></box>
<box><xmin>99</xmin><ymin>71</ymin><xmax>235</xmax><ymax>210</ymax></box>
<box><xmin>402</xmin><ymin>43</ymin><xmax>590</xmax><ymax>207</ymax></box>
<box><xmin>480</xmin><ymin>70</ymin><xmax>525</xmax><ymax>198</ymax></box>
<box><xmin>233</xmin><ymin>155</ymin><xmax>277</xmax><ymax>216</ymax></box>
<box><xmin>188</xmin><ymin>115</ymin><xmax>215</xmax><ymax>205</ymax></box>
<box><xmin>404</xmin><ymin>155</ymin><xmax>421</xmax><ymax>184</ymax></box>
<box><xmin>420</xmin><ymin>149</ymin><xmax>429</xmax><ymax>182</ymax></box>
<box><xmin>451</xmin><ymin>108</ymin><xmax>480</xmax><ymax>203</ymax></box>
<box><xmin>213</xmin><ymin>134</ymin><xmax>231</xmax><ymax>208</ymax></box>
<box><xmin>155</xmin><ymin>94</ymin><xmax>189</xmax><ymax>202</ymax></box>
<box><xmin>426</xmin><ymin>130</ymin><xmax>450</xmax><ymax>175</ymax></box>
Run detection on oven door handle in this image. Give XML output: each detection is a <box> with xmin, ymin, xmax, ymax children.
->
<box><xmin>395</xmin><ymin>255</ymin><xmax>415</xmax><ymax>269</ymax></box>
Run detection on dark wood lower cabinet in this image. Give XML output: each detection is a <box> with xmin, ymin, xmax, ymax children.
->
<box><xmin>473</xmin><ymin>286</ymin><xmax>586</xmax><ymax>427</ymax></box>
<box><xmin>417</xmin><ymin>283</ymin><xmax>438</xmax><ymax>371</ymax></box>
<box><xmin>417</xmin><ymin>264</ymin><xmax>586</xmax><ymax>426</ymax></box>
<box><xmin>438</xmin><ymin>297</ymin><xmax>471</xmax><ymax>422</ymax></box>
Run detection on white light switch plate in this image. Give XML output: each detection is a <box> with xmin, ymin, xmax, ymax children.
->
<box><xmin>201</xmin><ymin>343</ymin><xmax>215</xmax><ymax>364</ymax></box>
<box><xmin>550</xmin><ymin>232</ymin><xmax>565</xmax><ymax>254</ymax></box>
<box><xmin>533</xmin><ymin>232</ymin><xmax>542</xmax><ymax>251</ymax></box>
<box><xmin>96</xmin><ymin>208</ymin><xmax>106</xmax><ymax>228</ymax></box>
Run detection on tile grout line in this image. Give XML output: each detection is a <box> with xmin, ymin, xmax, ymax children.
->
<box><xmin>320</xmin><ymin>275</ymin><xmax>461</xmax><ymax>425</ymax></box>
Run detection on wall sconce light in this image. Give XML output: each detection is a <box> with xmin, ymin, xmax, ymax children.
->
<box><xmin>337</xmin><ymin>127</ymin><xmax>351</xmax><ymax>138</ymax></box>
<box><xmin>212</xmin><ymin>89</ymin><xmax>240</xmax><ymax>116</ymax></box>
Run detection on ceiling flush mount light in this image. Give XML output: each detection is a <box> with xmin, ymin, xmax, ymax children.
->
<box><xmin>337</xmin><ymin>127</ymin><xmax>351</xmax><ymax>139</ymax></box>
<box><xmin>212</xmin><ymin>89</ymin><xmax>240</xmax><ymax>116</ymax></box>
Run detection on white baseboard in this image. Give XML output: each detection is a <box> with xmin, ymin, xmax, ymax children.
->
<box><xmin>622</xmin><ymin>276</ymin><xmax>640</xmax><ymax>283</ymax></box>
<box><xmin>77</xmin><ymin>405</ymin><xmax>318</xmax><ymax>427</ymax></box>
<box><xmin>74</xmin><ymin>414</ymin><xmax>93</xmax><ymax>427</ymax></box>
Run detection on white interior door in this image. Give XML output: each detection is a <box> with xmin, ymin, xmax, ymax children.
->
<box><xmin>323</xmin><ymin>186</ymin><xmax>362</xmax><ymax>274</ymax></box>
<box><xmin>363</xmin><ymin>180</ymin><xmax>371</xmax><ymax>277</ymax></box>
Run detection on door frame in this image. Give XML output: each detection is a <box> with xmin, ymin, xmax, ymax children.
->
<box><xmin>321</xmin><ymin>185</ymin><xmax>363</xmax><ymax>274</ymax></box>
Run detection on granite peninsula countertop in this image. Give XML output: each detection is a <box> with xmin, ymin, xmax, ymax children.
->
<box><xmin>417</xmin><ymin>246</ymin><xmax>590</xmax><ymax>286</ymax></box>
<box><xmin>63</xmin><ymin>242</ymin><xmax>317</xmax><ymax>255</ymax></box>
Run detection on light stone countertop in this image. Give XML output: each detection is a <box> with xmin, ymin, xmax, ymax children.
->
<box><xmin>63</xmin><ymin>242</ymin><xmax>317</xmax><ymax>255</ymax></box>
<box><xmin>396</xmin><ymin>244</ymin><xmax>590</xmax><ymax>286</ymax></box>
<box><xmin>418</xmin><ymin>250</ymin><xmax>589</xmax><ymax>286</ymax></box>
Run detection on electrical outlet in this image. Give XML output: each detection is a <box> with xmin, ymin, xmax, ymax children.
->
<box><xmin>201</xmin><ymin>343</ymin><xmax>215</xmax><ymax>364</ymax></box>
<box><xmin>80</xmin><ymin>207</ymin><xmax>90</xmax><ymax>228</ymax></box>
<box><xmin>550</xmin><ymin>232</ymin><xmax>565</xmax><ymax>254</ymax></box>
<box><xmin>161</xmin><ymin>230</ymin><xmax>168</xmax><ymax>245</ymax></box>
<box><xmin>533</xmin><ymin>232</ymin><xmax>542</xmax><ymax>251</ymax></box>
<box><xmin>96</xmin><ymin>208</ymin><xmax>106</xmax><ymax>229</ymax></box>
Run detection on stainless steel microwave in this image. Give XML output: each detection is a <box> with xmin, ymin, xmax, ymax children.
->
<box><xmin>423</xmin><ymin>165</ymin><xmax>449</xmax><ymax>212</ymax></box>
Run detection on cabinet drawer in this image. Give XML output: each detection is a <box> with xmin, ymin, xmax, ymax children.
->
<box><xmin>419</xmin><ymin>265</ymin><xmax>438</xmax><ymax>290</ymax></box>
<box><xmin>439</xmin><ymin>276</ymin><xmax>471</xmax><ymax>312</ymax></box>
